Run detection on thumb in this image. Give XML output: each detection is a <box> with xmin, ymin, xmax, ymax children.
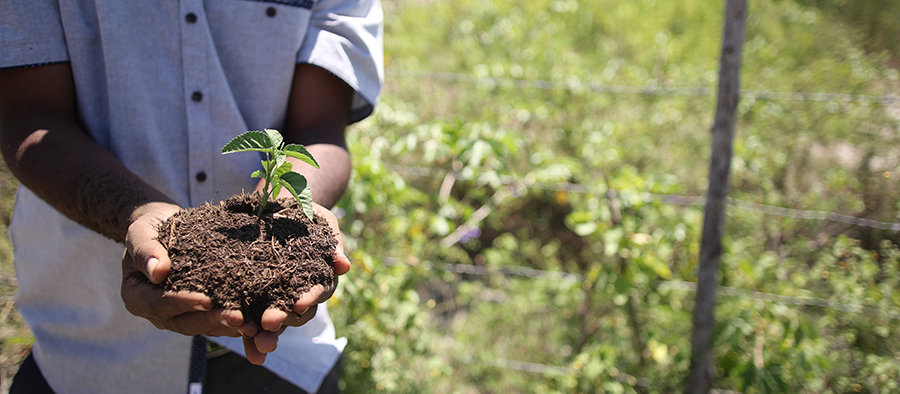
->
<box><xmin>124</xmin><ymin>203</ymin><xmax>181</xmax><ymax>284</ymax></box>
<box><xmin>313</xmin><ymin>204</ymin><xmax>350</xmax><ymax>275</ymax></box>
<box><xmin>331</xmin><ymin>228</ymin><xmax>350</xmax><ymax>276</ymax></box>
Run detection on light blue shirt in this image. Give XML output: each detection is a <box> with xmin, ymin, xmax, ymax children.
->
<box><xmin>1</xmin><ymin>0</ymin><xmax>383</xmax><ymax>393</ymax></box>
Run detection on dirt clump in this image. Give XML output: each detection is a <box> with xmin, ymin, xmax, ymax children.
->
<box><xmin>157</xmin><ymin>193</ymin><xmax>337</xmax><ymax>327</ymax></box>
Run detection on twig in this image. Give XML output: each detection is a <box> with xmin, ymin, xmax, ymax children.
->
<box><xmin>0</xmin><ymin>296</ymin><xmax>15</xmax><ymax>325</ymax></box>
<box><xmin>440</xmin><ymin>205</ymin><xmax>492</xmax><ymax>247</ymax></box>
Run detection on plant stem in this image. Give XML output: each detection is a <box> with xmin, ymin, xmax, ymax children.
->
<box><xmin>256</xmin><ymin>150</ymin><xmax>274</xmax><ymax>217</ymax></box>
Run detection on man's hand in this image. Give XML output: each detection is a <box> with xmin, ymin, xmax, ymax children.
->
<box><xmin>240</xmin><ymin>62</ymin><xmax>355</xmax><ymax>364</ymax></box>
<box><xmin>120</xmin><ymin>202</ymin><xmax>251</xmax><ymax>338</ymax></box>
<box><xmin>241</xmin><ymin>202</ymin><xmax>351</xmax><ymax>364</ymax></box>
<box><xmin>120</xmin><ymin>200</ymin><xmax>350</xmax><ymax>364</ymax></box>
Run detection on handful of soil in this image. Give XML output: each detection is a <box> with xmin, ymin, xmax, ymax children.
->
<box><xmin>157</xmin><ymin>193</ymin><xmax>337</xmax><ymax>327</ymax></box>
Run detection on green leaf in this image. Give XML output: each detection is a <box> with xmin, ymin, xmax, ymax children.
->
<box><xmin>565</xmin><ymin>211</ymin><xmax>598</xmax><ymax>236</ymax></box>
<box><xmin>284</xmin><ymin>144</ymin><xmax>320</xmax><ymax>169</ymax></box>
<box><xmin>272</xmin><ymin>152</ymin><xmax>287</xmax><ymax>173</ymax></box>
<box><xmin>265</xmin><ymin>128</ymin><xmax>284</xmax><ymax>149</ymax></box>
<box><xmin>274</xmin><ymin>160</ymin><xmax>294</xmax><ymax>177</ymax></box>
<box><xmin>280</xmin><ymin>172</ymin><xmax>315</xmax><ymax>220</ymax></box>
<box><xmin>222</xmin><ymin>128</ymin><xmax>319</xmax><ymax>220</ymax></box>
<box><xmin>613</xmin><ymin>273</ymin><xmax>632</xmax><ymax>295</ymax></box>
<box><xmin>268</xmin><ymin>161</ymin><xmax>293</xmax><ymax>199</ymax></box>
<box><xmin>640</xmin><ymin>253</ymin><xmax>672</xmax><ymax>280</ymax></box>
<box><xmin>271</xmin><ymin>182</ymin><xmax>283</xmax><ymax>201</ymax></box>
<box><xmin>222</xmin><ymin>131</ymin><xmax>273</xmax><ymax>154</ymax></box>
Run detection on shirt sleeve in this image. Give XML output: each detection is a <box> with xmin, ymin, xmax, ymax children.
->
<box><xmin>298</xmin><ymin>0</ymin><xmax>384</xmax><ymax>123</ymax></box>
<box><xmin>0</xmin><ymin>0</ymin><xmax>69</xmax><ymax>69</ymax></box>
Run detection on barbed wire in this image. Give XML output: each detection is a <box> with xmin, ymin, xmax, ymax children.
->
<box><xmin>436</xmin><ymin>262</ymin><xmax>583</xmax><ymax>283</ymax></box>
<box><xmin>659</xmin><ymin>280</ymin><xmax>900</xmax><ymax>321</ymax></box>
<box><xmin>390</xmin><ymin>165</ymin><xmax>900</xmax><ymax>232</ymax></box>
<box><xmin>390</xmin><ymin>69</ymin><xmax>900</xmax><ymax>104</ymax></box>
<box><xmin>454</xmin><ymin>351</ymin><xmax>744</xmax><ymax>392</ymax></box>
<box><xmin>382</xmin><ymin>257</ymin><xmax>900</xmax><ymax>319</ymax></box>
<box><xmin>454</xmin><ymin>354</ymin><xmax>574</xmax><ymax>376</ymax></box>
<box><xmin>452</xmin><ymin>353</ymin><xmax>657</xmax><ymax>388</ymax></box>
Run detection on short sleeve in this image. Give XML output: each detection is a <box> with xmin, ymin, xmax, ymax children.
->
<box><xmin>298</xmin><ymin>0</ymin><xmax>384</xmax><ymax>123</ymax></box>
<box><xmin>0</xmin><ymin>0</ymin><xmax>69</xmax><ymax>69</ymax></box>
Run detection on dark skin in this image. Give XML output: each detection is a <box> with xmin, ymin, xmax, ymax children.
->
<box><xmin>0</xmin><ymin>62</ymin><xmax>353</xmax><ymax>365</ymax></box>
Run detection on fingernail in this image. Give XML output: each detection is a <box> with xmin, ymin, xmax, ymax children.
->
<box><xmin>147</xmin><ymin>257</ymin><xmax>160</xmax><ymax>278</ymax></box>
<box><xmin>194</xmin><ymin>304</ymin><xmax>211</xmax><ymax>312</ymax></box>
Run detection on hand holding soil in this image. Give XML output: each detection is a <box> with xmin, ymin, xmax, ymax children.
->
<box><xmin>120</xmin><ymin>130</ymin><xmax>350</xmax><ymax>364</ymax></box>
<box><xmin>121</xmin><ymin>201</ymin><xmax>246</xmax><ymax>337</ymax></box>
<box><xmin>158</xmin><ymin>194</ymin><xmax>340</xmax><ymax>327</ymax></box>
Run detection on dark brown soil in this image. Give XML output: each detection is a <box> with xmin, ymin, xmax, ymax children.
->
<box><xmin>157</xmin><ymin>193</ymin><xmax>337</xmax><ymax>327</ymax></box>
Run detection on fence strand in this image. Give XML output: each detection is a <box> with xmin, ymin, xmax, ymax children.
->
<box><xmin>390</xmin><ymin>165</ymin><xmax>900</xmax><ymax>233</ymax></box>
<box><xmin>390</xmin><ymin>69</ymin><xmax>900</xmax><ymax>104</ymax></box>
<box><xmin>382</xmin><ymin>257</ymin><xmax>900</xmax><ymax>319</ymax></box>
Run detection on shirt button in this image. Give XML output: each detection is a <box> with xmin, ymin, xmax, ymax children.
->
<box><xmin>266</xmin><ymin>7</ymin><xmax>277</xmax><ymax>17</ymax></box>
<box><xmin>195</xmin><ymin>172</ymin><xmax>207</xmax><ymax>182</ymax></box>
<box><xmin>185</xmin><ymin>13</ymin><xmax>198</xmax><ymax>24</ymax></box>
<box><xmin>191</xmin><ymin>91</ymin><xmax>203</xmax><ymax>102</ymax></box>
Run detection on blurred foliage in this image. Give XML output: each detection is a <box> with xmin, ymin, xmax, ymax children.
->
<box><xmin>330</xmin><ymin>0</ymin><xmax>900</xmax><ymax>393</ymax></box>
<box><xmin>0</xmin><ymin>159</ymin><xmax>30</xmax><ymax>392</ymax></box>
<box><xmin>792</xmin><ymin>0</ymin><xmax>900</xmax><ymax>67</ymax></box>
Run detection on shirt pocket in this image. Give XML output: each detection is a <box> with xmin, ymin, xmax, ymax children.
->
<box><xmin>205</xmin><ymin>0</ymin><xmax>312</xmax><ymax>72</ymax></box>
<box><xmin>204</xmin><ymin>0</ymin><xmax>313</xmax><ymax>126</ymax></box>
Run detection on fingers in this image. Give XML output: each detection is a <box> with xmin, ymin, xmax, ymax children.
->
<box><xmin>120</xmin><ymin>261</ymin><xmax>214</xmax><ymax>319</ymax></box>
<box><xmin>259</xmin><ymin>304</ymin><xmax>319</xmax><ymax>334</ymax></box>
<box><xmin>243</xmin><ymin>336</ymin><xmax>267</xmax><ymax>365</ymax></box>
<box><xmin>260</xmin><ymin>308</ymin><xmax>289</xmax><ymax>332</ymax></box>
<box><xmin>332</xmin><ymin>246</ymin><xmax>351</xmax><ymax>276</ymax></box>
<box><xmin>294</xmin><ymin>284</ymin><xmax>332</xmax><ymax>315</ymax></box>
<box><xmin>245</xmin><ymin>303</ymin><xmax>317</xmax><ymax>365</ymax></box>
<box><xmin>121</xmin><ymin>252</ymin><xmax>248</xmax><ymax>336</ymax></box>
<box><xmin>253</xmin><ymin>331</ymin><xmax>280</xmax><ymax>354</ymax></box>
<box><xmin>162</xmin><ymin>308</ymin><xmax>244</xmax><ymax>337</ymax></box>
<box><xmin>330</xmin><ymin>228</ymin><xmax>350</xmax><ymax>275</ymax></box>
<box><xmin>313</xmin><ymin>204</ymin><xmax>351</xmax><ymax>275</ymax></box>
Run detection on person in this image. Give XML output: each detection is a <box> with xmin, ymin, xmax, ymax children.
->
<box><xmin>0</xmin><ymin>0</ymin><xmax>383</xmax><ymax>393</ymax></box>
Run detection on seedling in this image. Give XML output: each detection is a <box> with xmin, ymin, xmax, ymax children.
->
<box><xmin>222</xmin><ymin>129</ymin><xmax>318</xmax><ymax>220</ymax></box>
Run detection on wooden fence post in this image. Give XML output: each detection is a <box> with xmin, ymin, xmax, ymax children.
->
<box><xmin>686</xmin><ymin>0</ymin><xmax>748</xmax><ymax>393</ymax></box>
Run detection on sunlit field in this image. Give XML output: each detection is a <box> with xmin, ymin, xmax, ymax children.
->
<box><xmin>2</xmin><ymin>0</ymin><xmax>899</xmax><ymax>393</ymax></box>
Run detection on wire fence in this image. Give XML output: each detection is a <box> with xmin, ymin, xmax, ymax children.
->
<box><xmin>389</xmin><ymin>69</ymin><xmax>900</xmax><ymax>105</ymax></box>
<box><xmin>377</xmin><ymin>142</ymin><xmax>900</xmax><ymax>382</ymax></box>
<box><xmin>385</xmin><ymin>159</ymin><xmax>900</xmax><ymax>321</ymax></box>
<box><xmin>383</xmin><ymin>257</ymin><xmax>900</xmax><ymax>320</ymax></box>
<box><xmin>390</xmin><ymin>164</ymin><xmax>900</xmax><ymax>233</ymax></box>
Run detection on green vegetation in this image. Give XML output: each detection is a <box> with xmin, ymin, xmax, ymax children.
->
<box><xmin>2</xmin><ymin>0</ymin><xmax>900</xmax><ymax>393</ymax></box>
<box><xmin>0</xmin><ymin>160</ymin><xmax>29</xmax><ymax>393</ymax></box>
<box><xmin>222</xmin><ymin>129</ymin><xmax>318</xmax><ymax>220</ymax></box>
<box><xmin>329</xmin><ymin>0</ymin><xmax>900</xmax><ymax>392</ymax></box>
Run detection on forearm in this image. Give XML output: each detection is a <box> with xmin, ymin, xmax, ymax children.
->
<box><xmin>257</xmin><ymin>143</ymin><xmax>350</xmax><ymax>209</ymax></box>
<box><xmin>1</xmin><ymin>116</ymin><xmax>175</xmax><ymax>242</ymax></box>
<box><xmin>0</xmin><ymin>65</ymin><xmax>176</xmax><ymax>242</ymax></box>
<box><xmin>256</xmin><ymin>63</ymin><xmax>355</xmax><ymax>209</ymax></box>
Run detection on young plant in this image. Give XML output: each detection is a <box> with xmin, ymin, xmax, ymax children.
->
<box><xmin>222</xmin><ymin>129</ymin><xmax>318</xmax><ymax>220</ymax></box>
